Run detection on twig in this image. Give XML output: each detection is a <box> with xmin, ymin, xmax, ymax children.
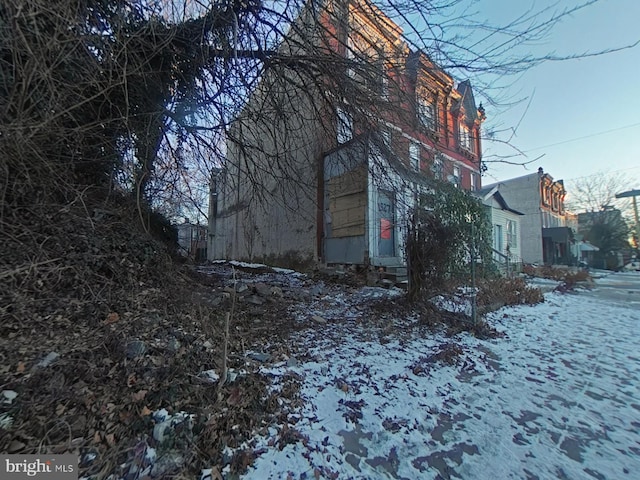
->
<box><xmin>218</xmin><ymin>266</ymin><xmax>237</xmax><ymax>393</ymax></box>
<box><xmin>0</xmin><ymin>258</ymin><xmax>62</xmax><ymax>280</ymax></box>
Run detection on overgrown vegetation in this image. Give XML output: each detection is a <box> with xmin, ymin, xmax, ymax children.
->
<box><xmin>523</xmin><ymin>264</ymin><xmax>591</xmax><ymax>283</ymax></box>
<box><xmin>0</xmin><ymin>0</ymin><xmax>630</xmax><ymax>477</ymax></box>
<box><xmin>522</xmin><ymin>264</ymin><xmax>593</xmax><ymax>294</ymax></box>
<box><xmin>406</xmin><ymin>181</ymin><xmax>493</xmax><ymax>300</ymax></box>
<box><xmin>476</xmin><ymin>277</ymin><xmax>544</xmax><ymax>311</ymax></box>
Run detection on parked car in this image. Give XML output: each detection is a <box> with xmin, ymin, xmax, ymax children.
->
<box><xmin>625</xmin><ymin>258</ymin><xmax>640</xmax><ymax>271</ymax></box>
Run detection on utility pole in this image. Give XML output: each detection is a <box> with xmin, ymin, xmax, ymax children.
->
<box><xmin>615</xmin><ymin>189</ymin><xmax>640</xmax><ymax>250</ymax></box>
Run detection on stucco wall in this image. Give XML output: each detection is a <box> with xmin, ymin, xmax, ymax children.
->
<box><xmin>209</xmin><ymin>67</ymin><xmax>330</xmax><ymax>268</ymax></box>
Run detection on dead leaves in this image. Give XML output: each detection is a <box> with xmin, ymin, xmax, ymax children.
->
<box><xmin>226</xmin><ymin>387</ymin><xmax>243</xmax><ymax>407</ymax></box>
<box><xmin>8</xmin><ymin>439</ymin><xmax>26</xmax><ymax>453</ymax></box>
<box><xmin>203</xmin><ymin>466</ymin><xmax>223</xmax><ymax>480</ymax></box>
<box><xmin>93</xmin><ymin>431</ymin><xmax>116</xmax><ymax>448</ymax></box>
<box><xmin>104</xmin><ymin>312</ymin><xmax>119</xmax><ymax>325</ymax></box>
<box><xmin>131</xmin><ymin>390</ymin><xmax>147</xmax><ymax>402</ymax></box>
<box><xmin>105</xmin><ymin>433</ymin><xmax>116</xmax><ymax>447</ymax></box>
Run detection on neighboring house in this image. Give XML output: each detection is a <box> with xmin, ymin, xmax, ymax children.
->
<box><xmin>476</xmin><ymin>185</ymin><xmax>524</xmax><ymax>272</ymax></box>
<box><xmin>571</xmin><ymin>236</ymin><xmax>599</xmax><ymax>267</ymax></box>
<box><xmin>209</xmin><ymin>0</ymin><xmax>485</xmax><ymax>270</ymax></box>
<box><xmin>577</xmin><ymin>208</ymin><xmax>628</xmax><ymax>269</ymax></box>
<box><xmin>483</xmin><ymin>168</ymin><xmax>572</xmax><ymax>265</ymax></box>
<box><xmin>177</xmin><ymin>219</ymin><xmax>208</xmax><ymax>261</ymax></box>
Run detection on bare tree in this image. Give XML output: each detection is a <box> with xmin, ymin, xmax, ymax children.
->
<box><xmin>7</xmin><ymin>0</ymin><xmax>634</xmax><ymax>273</ymax></box>
<box><xmin>566</xmin><ymin>170</ymin><xmax>638</xmax><ymax>214</ymax></box>
<box><xmin>566</xmin><ymin>171</ymin><xmax>636</xmax><ymax>267</ymax></box>
<box><xmin>2</xmin><ymin>0</ymin><xmax>637</xmax><ymax>242</ymax></box>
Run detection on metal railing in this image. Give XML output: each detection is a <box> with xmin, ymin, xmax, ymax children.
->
<box><xmin>492</xmin><ymin>249</ymin><xmax>523</xmax><ymax>277</ymax></box>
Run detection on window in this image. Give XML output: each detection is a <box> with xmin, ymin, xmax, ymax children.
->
<box><xmin>337</xmin><ymin>108</ymin><xmax>352</xmax><ymax>144</ymax></box>
<box><xmin>459</xmin><ymin>124</ymin><xmax>474</xmax><ymax>152</ymax></box>
<box><xmin>432</xmin><ymin>158</ymin><xmax>443</xmax><ymax>180</ymax></box>
<box><xmin>409</xmin><ymin>142</ymin><xmax>420</xmax><ymax>171</ymax></box>
<box><xmin>381</xmin><ymin>66</ymin><xmax>389</xmax><ymax>99</ymax></box>
<box><xmin>452</xmin><ymin>165</ymin><xmax>461</xmax><ymax>188</ymax></box>
<box><xmin>470</xmin><ymin>172</ymin><xmax>477</xmax><ymax>191</ymax></box>
<box><xmin>541</xmin><ymin>185</ymin><xmax>551</xmax><ymax>207</ymax></box>
<box><xmin>363</xmin><ymin>56</ymin><xmax>385</xmax><ymax>95</ymax></box>
<box><xmin>506</xmin><ymin>220</ymin><xmax>517</xmax><ymax>248</ymax></box>
<box><xmin>347</xmin><ymin>35</ymin><xmax>386</xmax><ymax>97</ymax></box>
<box><xmin>418</xmin><ymin>98</ymin><xmax>436</xmax><ymax>131</ymax></box>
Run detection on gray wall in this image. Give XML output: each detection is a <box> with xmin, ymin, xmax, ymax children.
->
<box><xmin>209</xmin><ymin>67</ymin><xmax>332</xmax><ymax>267</ymax></box>
<box><xmin>485</xmin><ymin>173</ymin><xmax>544</xmax><ymax>264</ymax></box>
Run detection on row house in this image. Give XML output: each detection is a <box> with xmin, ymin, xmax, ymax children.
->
<box><xmin>483</xmin><ymin>168</ymin><xmax>572</xmax><ymax>265</ymax></box>
<box><xmin>209</xmin><ymin>0</ymin><xmax>486</xmax><ymax>269</ymax></box>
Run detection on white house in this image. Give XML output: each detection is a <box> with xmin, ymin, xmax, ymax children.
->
<box><xmin>477</xmin><ymin>184</ymin><xmax>524</xmax><ymax>273</ymax></box>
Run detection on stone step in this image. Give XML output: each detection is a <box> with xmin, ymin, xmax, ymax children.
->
<box><xmin>379</xmin><ymin>271</ymin><xmax>407</xmax><ymax>281</ymax></box>
<box><xmin>385</xmin><ymin>266</ymin><xmax>407</xmax><ymax>276</ymax></box>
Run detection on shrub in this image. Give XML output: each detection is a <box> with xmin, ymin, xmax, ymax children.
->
<box><xmin>477</xmin><ymin>277</ymin><xmax>544</xmax><ymax>310</ymax></box>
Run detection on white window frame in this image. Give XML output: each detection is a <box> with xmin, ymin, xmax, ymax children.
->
<box><xmin>506</xmin><ymin>219</ymin><xmax>517</xmax><ymax>248</ymax></box>
<box><xmin>460</xmin><ymin>124</ymin><xmax>474</xmax><ymax>152</ymax></box>
<box><xmin>452</xmin><ymin>165</ymin><xmax>461</xmax><ymax>188</ymax></box>
<box><xmin>418</xmin><ymin>97</ymin><xmax>436</xmax><ymax>131</ymax></box>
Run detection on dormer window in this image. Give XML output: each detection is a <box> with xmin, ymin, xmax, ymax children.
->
<box><xmin>418</xmin><ymin>97</ymin><xmax>437</xmax><ymax>131</ymax></box>
<box><xmin>459</xmin><ymin>124</ymin><xmax>474</xmax><ymax>152</ymax></box>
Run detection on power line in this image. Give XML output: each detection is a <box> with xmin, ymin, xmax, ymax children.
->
<box><xmin>524</xmin><ymin>121</ymin><xmax>640</xmax><ymax>152</ymax></box>
<box><xmin>565</xmin><ymin>165</ymin><xmax>640</xmax><ymax>182</ymax></box>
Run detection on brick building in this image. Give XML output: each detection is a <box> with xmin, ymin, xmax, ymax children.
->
<box><xmin>209</xmin><ymin>0</ymin><xmax>485</xmax><ymax>269</ymax></box>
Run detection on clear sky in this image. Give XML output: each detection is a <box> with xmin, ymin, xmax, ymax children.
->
<box><xmin>472</xmin><ymin>0</ymin><xmax>640</xmax><ymax>188</ymax></box>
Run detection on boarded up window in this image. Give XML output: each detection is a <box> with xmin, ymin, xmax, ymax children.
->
<box><xmin>327</xmin><ymin>165</ymin><xmax>367</xmax><ymax>238</ymax></box>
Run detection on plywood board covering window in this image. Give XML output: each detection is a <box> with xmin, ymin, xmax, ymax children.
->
<box><xmin>327</xmin><ymin>165</ymin><xmax>367</xmax><ymax>237</ymax></box>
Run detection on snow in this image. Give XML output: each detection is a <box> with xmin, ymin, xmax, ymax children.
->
<box><xmin>199</xmin><ymin>369</ymin><xmax>220</xmax><ymax>383</ymax></box>
<box><xmin>209</xmin><ymin>259</ymin><xmax>306</xmax><ymax>276</ymax></box>
<box><xmin>593</xmin><ymin>270</ymin><xmax>640</xmax><ymax>285</ymax></box>
<box><xmin>236</xmin><ymin>277</ymin><xmax>640</xmax><ymax>480</ymax></box>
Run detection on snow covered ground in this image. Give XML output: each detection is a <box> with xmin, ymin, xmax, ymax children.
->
<box><xmin>234</xmin><ymin>273</ymin><xmax>640</xmax><ymax>480</ymax></box>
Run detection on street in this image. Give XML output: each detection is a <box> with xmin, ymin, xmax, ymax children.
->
<box><xmin>588</xmin><ymin>270</ymin><xmax>640</xmax><ymax>307</ymax></box>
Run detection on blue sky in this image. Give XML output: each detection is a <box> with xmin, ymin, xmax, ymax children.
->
<box><xmin>471</xmin><ymin>0</ymin><xmax>640</xmax><ymax>187</ymax></box>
